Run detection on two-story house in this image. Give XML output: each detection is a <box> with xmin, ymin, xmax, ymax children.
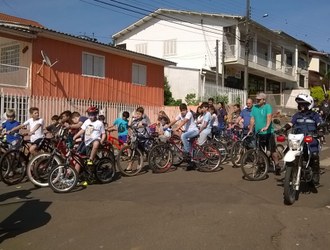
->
<box><xmin>308</xmin><ymin>50</ymin><xmax>330</xmax><ymax>89</ymax></box>
<box><xmin>113</xmin><ymin>9</ymin><xmax>314</xmax><ymax>109</ymax></box>
<box><xmin>0</xmin><ymin>12</ymin><xmax>175</xmax><ymax>107</ymax></box>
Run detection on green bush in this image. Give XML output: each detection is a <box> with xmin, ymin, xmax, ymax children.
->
<box><xmin>214</xmin><ymin>95</ymin><xmax>228</xmax><ymax>104</ymax></box>
<box><xmin>310</xmin><ymin>86</ymin><xmax>330</xmax><ymax>102</ymax></box>
<box><xmin>185</xmin><ymin>93</ymin><xmax>200</xmax><ymax>105</ymax></box>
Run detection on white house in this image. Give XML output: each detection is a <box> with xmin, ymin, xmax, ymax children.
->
<box><xmin>113</xmin><ymin>9</ymin><xmax>314</xmax><ymax>109</ymax></box>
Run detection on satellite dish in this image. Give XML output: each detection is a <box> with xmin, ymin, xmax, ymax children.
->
<box><xmin>37</xmin><ymin>50</ymin><xmax>59</xmax><ymax>74</ymax></box>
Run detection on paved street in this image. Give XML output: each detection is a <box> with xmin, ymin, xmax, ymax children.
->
<box><xmin>1</xmin><ymin>140</ymin><xmax>330</xmax><ymax>250</ymax></box>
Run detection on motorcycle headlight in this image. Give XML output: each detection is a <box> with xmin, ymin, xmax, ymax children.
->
<box><xmin>289</xmin><ymin>139</ymin><xmax>301</xmax><ymax>150</ymax></box>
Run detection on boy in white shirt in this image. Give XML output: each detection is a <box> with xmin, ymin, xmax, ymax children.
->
<box><xmin>73</xmin><ymin>106</ymin><xmax>106</xmax><ymax>167</ymax></box>
<box><xmin>166</xmin><ymin>103</ymin><xmax>199</xmax><ymax>170</ymax></box>
<box><xmin>7</xmin><ymin>107</ymin><xmax>44</xmax><ymax>155</ymax></box>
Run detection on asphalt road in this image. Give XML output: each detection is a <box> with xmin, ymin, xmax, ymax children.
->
<box><xmin>1</xmin><ymin>139</ymin><xmax>330</xmax><ymax>250</ymax></box>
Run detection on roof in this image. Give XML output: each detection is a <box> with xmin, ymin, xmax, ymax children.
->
<box><xmin>0</xmin><ymin>12</ymin><xmax>44</xmax><ymax>28</ymax></box>
<box><xmin>0</xmin><ymin>13</ymin><xmax>175</xmax><ymax>67</ymax></box>
<box><xmin>112</xmin><ymin>8</ymin><xmax>243</xmax><ymax>39</ymax></box>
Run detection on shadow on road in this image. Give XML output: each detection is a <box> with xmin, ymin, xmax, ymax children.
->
<box><xmin>0</xmin><ymin>188</ymin><xmax>51</xmax><ymax>244</ymax></box>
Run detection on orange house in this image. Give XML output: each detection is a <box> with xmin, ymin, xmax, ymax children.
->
<box><xmin>0</xmin><ymin>13</ymin><xmax>175</xmax><ymax>106</ymax></box>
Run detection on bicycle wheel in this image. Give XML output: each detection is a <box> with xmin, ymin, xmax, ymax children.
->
<box><xmin>276</xmin><ymin>144</ymin><xmax>286</xmax><ymax>173</ymax></box>
<box><xmin>230</xmin><ymin>141</ymin><xmax>246</xmax><ymax>168</ymax></box>
<box><xmin>117</xmin><ymin>145</ymin><xmax>144</xmax><ymax>176</ymax></box>
<box><xmin>210</xmin><ymin>140</ymin><xmax>228</xmax><ymax>164</ymax></box>
<box><xmin>169</xmin><ymin>135</ymin><xmax>184</xmax><ymax>166</ymax></box>
<box><xmin>0</xmin><ymin>150</ymin><xmax>27</xmax><ymax>185</ymax></box>
<box><xmin>27</xmin><ymin>153</ymin><xmax>63</xmax><ymax>187</ymax></box>
<box><xmin>283</xmin><ymin>162</ymin><xmax>298</xmax><ymax>205</ymax></box>
<box><xmin>148</xmin><ymin>143</ymin><xmax>173</xmax><ymax>173</ymax></box>
<box><xmin>240</xmin><ymin>149</ymin><xmax>269</xmax><ymax>181</ymax></box>
<box><xmin>94</xmin><ymin>157</ymin><xmax>116</xmax><ymax>183</ymax></box>
<box><xmin>195</xmin><ymin>143</ymin><xmax>221</xmax><ymax>172</ymax></box>
<box><xmin>48</xmin><ymin>164</ymin><xmax>78</xmax><ymax>193</ymax></box>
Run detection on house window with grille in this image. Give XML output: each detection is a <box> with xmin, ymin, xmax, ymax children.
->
<box><xmin>163</xmin><ymin>39</ymin><xmax>176</xmax><ymax>56</ymax></box>
<box><xmin>82</xmin><ymin>52</ymin><xmax>105</xmax><ymax>78</ymax></box>
<box><xmin>132</xmin><ymin>63</ymin><xmax>146</xmax><ymax>86</ymax></box>
<box><xmin>136</xmin><ymin>43</ymin><xmax>147</xmax><ymax>54</ymax></box>
<box><xmin>0</xmin><ymin>44</ymin><xmax>19</xmax><ymax>73</ymax></box>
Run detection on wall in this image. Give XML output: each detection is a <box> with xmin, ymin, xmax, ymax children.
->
<box><xmin>164</xmin><ymin>66</ymin><xmax>200</xmax><ymax>101</ymax></box>
<box><xmin>30</xmin><ymin>37</ymin><xmax>165</xmax><ymax>106</ymax></box>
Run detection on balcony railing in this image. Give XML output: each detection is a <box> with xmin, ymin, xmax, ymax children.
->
<box><xmin>230</xmin><ymin>46</ymin><xmax>297</xmax><ymax>76</ymax></box>
<box><xmin>0</xmin><ymin>64</ymin><xmax>29</xmax><ymax>88</ymax></box>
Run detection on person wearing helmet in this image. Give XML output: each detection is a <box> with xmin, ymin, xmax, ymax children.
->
<box><xmin>73</xmin><ymin>106</ymin><xmax>106</xmax><ymax>172</ymax></box>
<box><xmin>279</xmin><ymin>93</ymin><xmax>322</xmax><ymax>186</ymax></box>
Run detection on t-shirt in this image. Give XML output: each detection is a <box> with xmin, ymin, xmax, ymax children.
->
<box><xmin>81</xmin><ymin>119</ymin><xmax>105</xmax><ymax>146</ymax></box>
<box><xmin>113</xmin><ymin>117</ymin><xmax>128</xmax><ymax>136</ymax></box>
<box><xmin>23</xmin><ymin>118</ymin><xmax>44</xmax><ymax>142</ymax></box>
<box><xmin>2</xmin><ymin>120</ymin><xmax>20</xmax><ymax>143</ymax></box>
<box><xmin>175</xmin><ymin>111</ymin><xmax>198</xmax><ymax>132</ymax></box>
<box><xmin>251</xmin><ymin>103</ymin><xmax>273</xmax><ymax>135</ymax></box>
<box><xmin>211</xmin><ymin>113</ymin><xmax>219</xmax><ymax>127</ymax></box>
<box><xmin>201</xmin><ymin>112</ymin><xmax>212</xmax><ymax>130</ymax></box>
<box><xmin>217</xmin><ymin>108</ymin><xmax>227</xmax><ymax>127</ymax></box>
<box><xmin>240</xmin><ymin>107</ymin><xmax>252</xmax><ymax>128</ymax></box>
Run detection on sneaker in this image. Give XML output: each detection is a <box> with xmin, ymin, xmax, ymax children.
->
<box><xmin>78</xmin><ymin>181</ymin><xmax>88</xmax><ymax>187</ymax></box>
<box><xmin>86</xmin><ymin>159</ymin><xmax>94</xmax><ymax>166</ymax></box>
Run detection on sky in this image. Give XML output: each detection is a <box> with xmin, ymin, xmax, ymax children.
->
<box><xmin>1</xmin><ymin>0</ymin><xmax>330</xmax><ymax>52</ymax></box>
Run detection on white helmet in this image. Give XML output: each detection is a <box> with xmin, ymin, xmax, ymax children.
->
<box><xmin>295</xmin><ymin>94</ymin><xmax>314</xmax><ymax>110</ymax></box>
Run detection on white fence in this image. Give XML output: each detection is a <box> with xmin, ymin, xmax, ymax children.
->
<box><xmin>0</xmin><ymin>93</ymin><xmax>187</xmax><ymax>126</ymax></box>
<box><xmin>204</xmin><ymin>83</ymin><xmax>247</xmax><ymax>105</ymax></box>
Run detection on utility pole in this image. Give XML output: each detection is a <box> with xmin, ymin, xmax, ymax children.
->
<box><xmin>216</xmin><ymin>39</ymin><xmax>219</xmax><ymax>88</ymax></box>
<box><xmin>222</xmin><ymin>40</ymin><xmax>225</xmax><ymax>87</ymax></box>
<box><xmin>243</xmin><ymin>0</ymin><xmax>250</xmax><ymax>93</ymax></box>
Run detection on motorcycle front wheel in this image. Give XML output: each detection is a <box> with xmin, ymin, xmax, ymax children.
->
<box><xmin>283</xmin><ymin>162</ymin><xmax>299</xmax><ymax>205</ymax></box>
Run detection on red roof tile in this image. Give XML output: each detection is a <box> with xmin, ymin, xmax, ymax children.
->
<box><xmin>0</xmin><ymin>12</ymin><xmax>44</xmax><ymax>28</ymax></box>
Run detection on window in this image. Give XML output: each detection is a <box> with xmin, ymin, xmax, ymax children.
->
<box><xmin>163</xmin><ymin>39</ymin><xmax>176</xmax><ymax>56</ymax></box>
<box><xmin>132</xmin><ymin>63</ymin><xmax>146</xmax><ymax>85</ymax></box>
<box><xmin>136</xmin><ymin>43</ymin><xmax>147</xmax><ymax>54</ymax></box>
<box><xmin>0</xmin><ymin>44</ymin><xmax>19</xmax><ymax>72</ymax></box>
<box><xmin>82</xmin><ymin>52</ymin><xmax>105</xmax><ymax>77</ymax></box>
<box><xmin>299</xmin><ymin>75</ymin><xmax>305</xmax><ymax>88</ymax></box>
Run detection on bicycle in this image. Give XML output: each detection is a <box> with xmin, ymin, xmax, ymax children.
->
<box><xmin>0</xmin><ymin>133</ymin><xmax>52</xmax><ymax>185</ymax></box>
<box><xmin>26</xmin><ymin>127</ymin><xmax>68</xmax><ymax>187</ymax></box>
<box><xmin>48</xmin><ymin>140</ymin><xmax>116</xmax><ymax>193</ymax></box>
<box><xmin>149</xmin><ymin>133</ymin><xmax>222</xmax><ymax>172</ymax></box>
<box><xmin>240</xmin><ymin>131</ymin><xmax>286</xmax><ymax>181</ymax></box>
<box><xmin>116</xmin><ymin>125</ymin><xmax>159</xmax><ymax>177</ymax></box>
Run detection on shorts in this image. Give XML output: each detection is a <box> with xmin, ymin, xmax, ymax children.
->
<box><xmin>259</xmin><ymin>133</ymin><xmax>276</xmax><ymax>153</ymax></box>
<box><xmin>31</xmin><ymin>138</ymin><xmax>44</xmax><ymax>149</ymax></box>
<box><xmin>118</xmin><ymin>135</ymin><xmax>128</xmax><ymax>143</ymax></box>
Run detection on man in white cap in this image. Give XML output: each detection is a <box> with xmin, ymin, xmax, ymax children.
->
<box><xmin>248</xmin><ymin>92</ymin><xmax>280</xmax><ymax>175</ymax></box>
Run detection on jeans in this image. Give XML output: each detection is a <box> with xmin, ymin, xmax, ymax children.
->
<box><xmin>198</xmin><ymin>128</ymin><xmax>211</xmax><ymax>146</ymax></box>
<box><xmin>181</xmin><ymin>129</ymin><xmax>199</xmax><ymax>153</ymax></box>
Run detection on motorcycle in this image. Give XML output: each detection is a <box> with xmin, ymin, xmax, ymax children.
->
<box><xmin>282</xmin><ymin>130</ymin><xmax>321</xmax><ymax>205</ymax></box>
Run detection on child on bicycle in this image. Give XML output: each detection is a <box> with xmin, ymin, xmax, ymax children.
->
<box><xmin>108</xmin><ymin>111</ymin><xmax>130</xmax><ymax>143</ymax></box>
<box><xmin>73</xmin><ymin>106</ymin><xmax>106</xmax><ymax>168</ymax></box>
<box><xmin>165</xmin><ymin>103</ymin><xmax>199</xmax><ymax>170</ymax></box>
<box><xmin>7</xmin><ymin>107</ymin><xmax>44</xmax><ymax>155</ymax></box>
<box><xmin>0</xmin><ymin>109</ymin><xmax>20</xmax><ymax>145</ymax></box>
